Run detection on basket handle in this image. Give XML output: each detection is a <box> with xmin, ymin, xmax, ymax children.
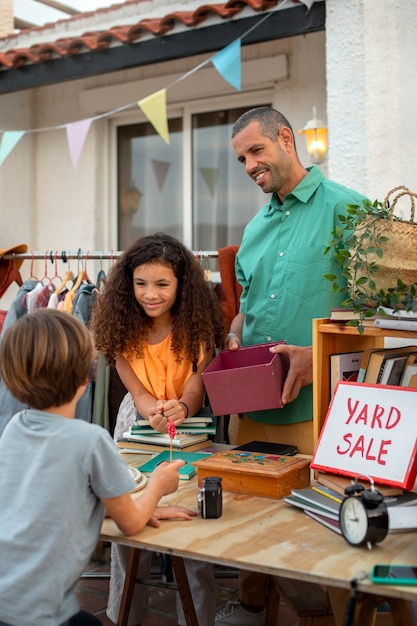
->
<box><xmin>383</xmin><ymin>185</ymin><xmax>416</xmax><ymax>222</ymax></box>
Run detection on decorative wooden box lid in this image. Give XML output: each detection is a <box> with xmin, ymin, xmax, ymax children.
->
<box><xmin>193</xmin><ymin>450</ymin><xmax>311</xmax><ymax>499</ymax></box>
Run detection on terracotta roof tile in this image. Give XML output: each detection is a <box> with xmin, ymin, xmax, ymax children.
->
<box><xmin>0</xmin><ymin>0</ymin><xmax>303</xmax><ymax>72</ymax></box>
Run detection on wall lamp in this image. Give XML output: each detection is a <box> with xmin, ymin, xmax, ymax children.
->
<box><xmin>298</xmin><ymin>106</ymin><xmax>328</xmax><ymax>164</ymax></box>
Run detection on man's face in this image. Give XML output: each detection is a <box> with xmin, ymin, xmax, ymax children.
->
<box><xmin>232</xmin><ymin>120</ymin><xmax>292</xmax><ymax>195</ymax></box>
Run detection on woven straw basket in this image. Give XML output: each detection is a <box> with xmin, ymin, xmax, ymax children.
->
<box><xmin>350</xmin><ymin>186</ymin><xmax>417</xmax><ymax>299</ymax></box>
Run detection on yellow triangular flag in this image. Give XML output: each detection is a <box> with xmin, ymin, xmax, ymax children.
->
<box><xmin>138</xmin><ymin>89</ymin><xmax>170</xmax><ymax>145</ymax></box>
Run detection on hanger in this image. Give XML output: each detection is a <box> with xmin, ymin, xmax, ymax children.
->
<box><xmin>67</xmin><ymin>250</ymin><xmax>92</xmax><ymax>297</ymax></box>
<box><xmin>8</xmin><ymin>255</ymin><xmax>23</xmax><ymax>288</ymax></box>
<box><xmin>54</xmin><ymin>252</ymin><xmax>75</xmax><ymax>295</ymax></box>
<box><xmin>93</xmin><ymin>251</ymin><xmax>105</xmax><ymax>289</ymax></box>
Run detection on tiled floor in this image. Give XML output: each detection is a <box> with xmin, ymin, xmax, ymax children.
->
<box><xmin>75</xmin><ymin>542</ymin><xmax>297</xmax><ymax>625</ymax></box>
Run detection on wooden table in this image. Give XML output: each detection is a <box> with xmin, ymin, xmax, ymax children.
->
<box><xmin>101</xmin><ymin>470</ymin><xmax>417</xmax><ymax>625</ymax></box>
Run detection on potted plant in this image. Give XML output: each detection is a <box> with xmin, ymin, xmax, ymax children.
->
<box><xmin>324</xmin><ymin>195</ymin><xmax>417</xmax><ymax>333</ymax></box>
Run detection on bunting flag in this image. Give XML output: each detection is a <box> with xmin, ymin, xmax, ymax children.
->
<box><xmin>65</xmin><ymin>118</ymin><xmax>93</xmax><ymax>168</ymax></box>
<box><xmin>0</xmin><ymin>130</ymin><xmax>25</xmax><ymax>166</ymax></box>
<box><xmin>152</xmin><ymin>160</ymin><xmax>171</xmax><ymax>190</ymax></box>
<box><xmin>0</xmin><ymin>10</ymin><xmax>274</xmax><ymax>165</ymax></box>
<box><xmin>138</xmin><ymin>89</ymin><xmax>170</xmax><ymax>145</ymax></box>
<box><xmin>211</xmin><ymin>39</ymin><xmax>241</xmax><ymax>91</ymax></box>
<box><xmin>200</xmin><ymin>167</ymin><xmax>219</xmax><ymax>197</ymax></box>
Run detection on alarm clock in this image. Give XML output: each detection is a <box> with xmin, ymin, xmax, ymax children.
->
<box><xmin>339</xmin><ymin>475</ymin><xmax>389</xmax><ymax>549</ymax></box>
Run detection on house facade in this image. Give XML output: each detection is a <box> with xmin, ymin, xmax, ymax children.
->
<box><xmin>0</xmin><ymin>0</ymin><xmax>416</xmax><ymax>295</ymax></box>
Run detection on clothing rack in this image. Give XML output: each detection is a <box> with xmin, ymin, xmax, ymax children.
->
<box><xmin>2</xmin><ymin>250</ymin><xmax>219</xmax><ymax>261</ymax></box>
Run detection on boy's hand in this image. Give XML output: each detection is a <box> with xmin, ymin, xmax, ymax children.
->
<box><xmin>149</xmin><ymin>459</ymin><xmax>185</xmax><ymax>497</ymax></box>
<box><xmin>147</xmin><ymin>505</ymin><xmax>196</xmax><ymax>527</ymax></box>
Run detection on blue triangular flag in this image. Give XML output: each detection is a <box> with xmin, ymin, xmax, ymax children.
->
<box><xmin>0</xmin><ymin>130</ymin><xmax>25</xmax><ymax>166</ymax></box>
<box><xmin>211</xmin><ymin>39</ymin><xmax>241</xmax><ymax>91</ymax></box>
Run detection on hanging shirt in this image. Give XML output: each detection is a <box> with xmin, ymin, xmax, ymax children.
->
<box><xmin>127</xmin><ymin>333</ymin><xmax>203</xmax><ymax>401</ymax></box>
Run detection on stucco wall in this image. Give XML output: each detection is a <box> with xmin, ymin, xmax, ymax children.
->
<box><xmin>326</xmin><ymin>0</ymin><xmax>417</xmax><ymax>204</ymax></box>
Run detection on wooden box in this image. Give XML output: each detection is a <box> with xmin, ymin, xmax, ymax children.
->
<box><xmin>193</xmin><ymin>450</ymin><xmax>311</xmax><ymax>499</ymax></box>
<box><xmin>202</xmin><ymin>342</ymin><xmax>289</xmax><ymax>416</ymax></box>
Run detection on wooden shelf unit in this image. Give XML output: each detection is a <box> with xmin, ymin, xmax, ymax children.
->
<box><xmin>312</xmin><ymin>318</ymin><xmax>417</xmax><ymax>448</ymax></box>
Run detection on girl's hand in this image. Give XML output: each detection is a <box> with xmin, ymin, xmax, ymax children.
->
<box><xmin>160</xmin><ymin>399</ymin><xmax>188</xmax><ymax>426</ymax></box>
<box><xmin>148</xmin><ymin>401</ymin><xmax>167</xmax><ymax>432</ymax></box>
<box><xmin>147</xmin><ymin>505</ymin><xmax>196</xmax><ymax>527</ymax></box>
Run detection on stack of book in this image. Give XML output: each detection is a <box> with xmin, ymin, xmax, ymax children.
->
<box><xmin>284</xmin><ymin>474</ymin><xmax>417</xmax><ymax>534</ymax></box>
<box><xmin>330</xmin><ymin>306</ymin><xmax>417</xmax><ymax>332</ymax></box>
<box><xmin>374</xmin><ymin>306</ymin><xmax>417</xmax><ymax>332</ymax></box>
<box><xmin>118</xmin><ymin>413</ymin><xmax>216</xmax><ymax>453</ymax></box>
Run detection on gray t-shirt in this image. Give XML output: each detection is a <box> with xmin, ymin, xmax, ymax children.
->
<box><xmin>0</xmin><ymin>409</ymin><xmax>136</xmax><ymax>626</ymax></box>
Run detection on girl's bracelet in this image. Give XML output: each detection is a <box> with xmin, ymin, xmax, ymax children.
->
<box><xmin>178</xmin><ymin>401</ymin><xmax>189</xmax><ymax>418</ymax></box>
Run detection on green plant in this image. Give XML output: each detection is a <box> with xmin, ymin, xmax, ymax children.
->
<box><xmin>324</xmin><ymin>198</ymin><xmax>417</xmax><ymax>332</ymax></box>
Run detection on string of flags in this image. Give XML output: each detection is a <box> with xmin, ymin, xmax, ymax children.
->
<box><xmin>0</xmin><ymin>0</ymin><xmax>313</xmax><ymax>168</ymax></box>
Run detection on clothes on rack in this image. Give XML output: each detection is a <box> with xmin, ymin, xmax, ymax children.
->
<box><xmin>0</xmin><ymin>247</ymin><xmax>222</xmax><ymax>439</ymax></box>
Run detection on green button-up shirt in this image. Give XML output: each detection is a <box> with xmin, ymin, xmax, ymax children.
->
<box><xmin>236</xmin><ymin>165</ymin><xmax>367</xmax><ymax>424</ymax></box>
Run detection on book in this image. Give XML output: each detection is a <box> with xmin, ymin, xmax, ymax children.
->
<box><xmin>356</xmin><ymin>348</ymin><xmax>380</xmax><ymax>383</ymax></box>
<box><xmin>290</xmin><ymin>488</ymin><xmax>340</xmax><ymax>516</ymax></box>
<box><xmin>316</xmin><ymin>471</ymin><xmax>403</xmax><ymax>497</ymax></box>
<box><xmin>304</xmin><ymin>510</ymin><xmax>342</xmax><ymax>535</ymax></box>
<box><xmin>363</xmin><ymin>346</ymin><xmax>417</xmax><ymax>384</ymax></box>
<box><xmin>379</xmin><ymin>355</ymin><xmax>410</xmax><ymax>386</ymax></box>
<box><xmin>284</xmin><ymin>494</ymin><xmax>339</xmax><ymax>520</ymax></box>
<box><xmin>387</xmin><ymin>506</ymin><xmax>417</xmax><ymax>532</ymax></box>
<box><xmin>138</xmin><ymin>450</ymin><xmax>212</xmax><ymax>480</ymax></box>
<box><xmin>399</xmin><ymin>354</ymin><xmax>417</xmax><ymax>386</ymax></box>
<box><xmin>123</xmin><ymin>430</ymin><xmax>209</xmax><ymax>448</ymax></box>
<box><xmin>311</xmin><ymin>485</ymin><xmax>343</xmax><ymax>504</ymax></box>
<box><xmin>374</xmin><ymin>318</ymin><xmax>417</xmax><ymax>332</ymax></box>
<box><xmin>330</xmin><ymin>308</ymin><xmax>376</xmax><ymax>322</ymax></box>
<box><xmin>117</xmin><ymin>438</ymin><xmax>211</xmax><ymax>453</ymax></box>
<box><xmin>408</xmin><ymin>373</ymin><xmax>417</xmax><ymax>388</ymax></box>
<box><xmin>330</xmin><ymin>351</ymin><xmax>363</xmax><ymax>395</ymax></box>
<box><xmin>129</xmin><ymin>420</ymin><xmax>217</xmax><ymax>436</ymax></box>
<box><xmin>233</xmin><ymin>440</ymin><xmax>298</xmax><ymax>456</ymax></box>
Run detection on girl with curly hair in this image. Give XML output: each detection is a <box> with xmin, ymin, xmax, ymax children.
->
<box><xmin>91</xmin><ymin>232</ymin><xmax>224</xmax><ymax>432</ymax></box>
<box><xmin>90</xmin><ymin>232</ymin><xmax>225</xmax><ymax>626</ymax></box>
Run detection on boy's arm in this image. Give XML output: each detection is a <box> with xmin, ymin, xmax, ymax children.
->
<box><xmin>102</xmin><ymin>460</ymin><xmax>194</xmax><ymax>536</ymax></box>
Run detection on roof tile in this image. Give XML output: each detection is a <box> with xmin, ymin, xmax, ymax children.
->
<box><xmin>0</xmin><ymin>0</ymin><xmax>301</xmax><ymax>72</ymax></box>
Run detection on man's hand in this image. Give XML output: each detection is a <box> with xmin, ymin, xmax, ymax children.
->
<box><xmin>269</xmin><ymin>344</ymin><xmax>313</xmax><ymax>404</ymax></box>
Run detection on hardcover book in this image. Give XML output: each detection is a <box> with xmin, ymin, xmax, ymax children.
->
<box><xmin>138</xmin><ymin>450</ymin><xmax>212</xmax><ymax>480</ymax></box>
<box><xmin>330</xmin><ymin>351</ymin><xmax>363</xmax><ymax>395</ymax></box>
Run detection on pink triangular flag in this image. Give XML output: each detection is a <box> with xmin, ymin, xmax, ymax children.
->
<box><xmin>66</xmin><ymin>118</ymin><xmax>93</xmax><ymax>168</ymax></box>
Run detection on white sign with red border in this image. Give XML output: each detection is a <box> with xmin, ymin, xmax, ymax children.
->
<box><xmin>311</xmin><ymin>381</ymin><xmax>417</xmax><ymax>490</ymax></box>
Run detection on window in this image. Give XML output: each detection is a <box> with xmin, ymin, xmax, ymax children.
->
<box><xmin>117</xmin><ymin>105</ymin><xmax>268</xmax><ymax>251</ymax></box>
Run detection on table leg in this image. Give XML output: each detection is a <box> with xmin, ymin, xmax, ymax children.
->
<box><xmin>171</xmin><ymin>555</ymin><xmax>199</xmax><ymax>626</ymax></box>
<box><xmin>117</xmin><ymin>547</ymin><xmax>141</xmax><ymax>626</ymax></box>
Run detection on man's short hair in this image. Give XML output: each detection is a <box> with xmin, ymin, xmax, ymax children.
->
<box><xmin>231</xmin><ymin>107</ymin><xmax>294</xmax><ymax>141</ymax></box>
<box><xmin>0</xmin><ymin>309</ymin><xmax>94</xmax><ymax>410</ymax></box>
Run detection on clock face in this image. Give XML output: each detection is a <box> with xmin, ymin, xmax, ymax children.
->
<box><xmin>339</xmin><ymin>496</ymin><xmax>369</xmax><ymax>545</ymax></box>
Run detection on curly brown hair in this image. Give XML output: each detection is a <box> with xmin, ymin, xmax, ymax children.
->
<box><xmin>90</xmin><ymin>233</ymin><xmax>225</xmax><ymax>368</ymax></box>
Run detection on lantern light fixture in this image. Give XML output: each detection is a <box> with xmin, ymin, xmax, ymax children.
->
<box><xmin>298</xmin><ymin>106</ymin><xmax>328</xmax><ymax>164</ymax></box>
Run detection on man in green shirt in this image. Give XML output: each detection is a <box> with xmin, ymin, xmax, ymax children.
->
<box><xmin>216</xmin><ymin>107</ymin><xmax>367</xmax><ymax>626</ymax></box>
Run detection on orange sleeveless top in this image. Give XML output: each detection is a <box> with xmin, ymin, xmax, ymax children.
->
<box><xmin>127</xmin><ymin>333</ymin><xmax>204</xmax><ymax>400</ymax></box>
